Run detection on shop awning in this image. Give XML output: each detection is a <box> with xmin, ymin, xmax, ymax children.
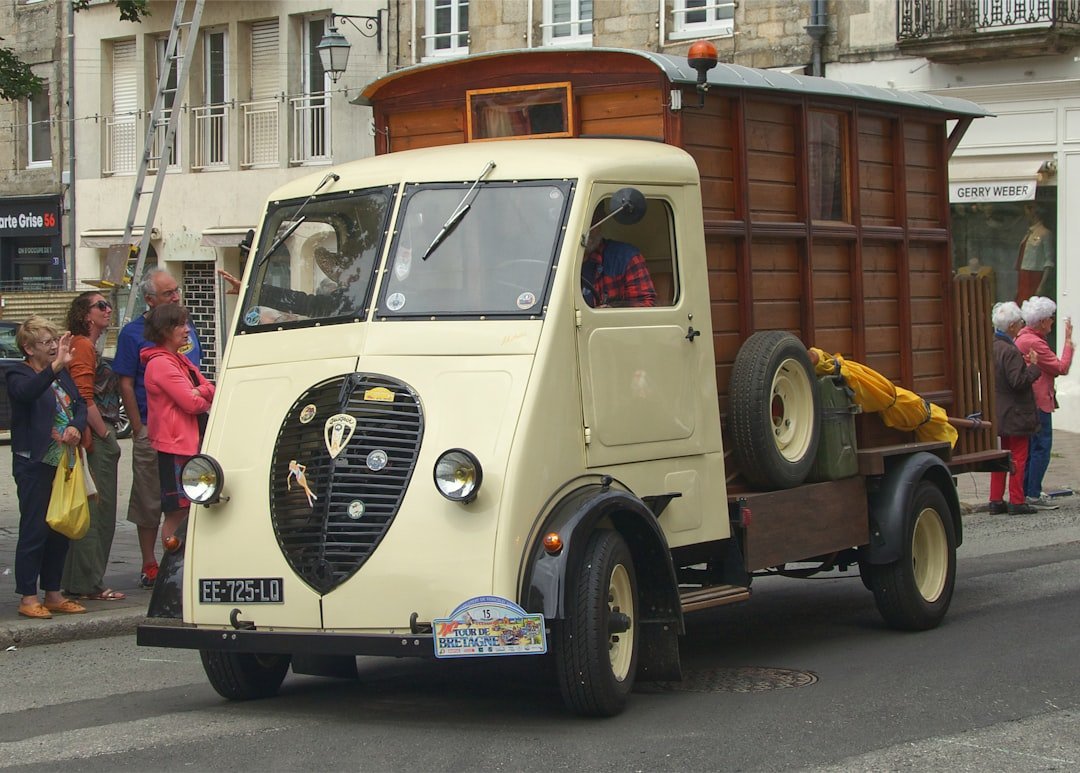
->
<box><xmin>948</xmin><ymin>157</ymin><xmax>1046</xmax><ymax>203</ymax></box>
<box><xmin>201</xmin><ymin>226</ymin><xmax>255</xmax><ymax>248</ymax></box>
<box><xmin>80</xmin><ymin>227</ymin><xmax>159</xmax><ymax>248</ymax></box>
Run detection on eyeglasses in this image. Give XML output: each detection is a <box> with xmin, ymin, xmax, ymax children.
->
<box><xmin>92</xmin><ymin>300</ymin><xmax>113</xmax><ymax>311</ymax></box>
<box><xmin>35</xmin><ymin>337</ymin><xmax>57</xmax><ymax>348</ymax></box>
<box><xmin>157</xmin><ymin>287</ymin><xmax>181</xmax><ymax>298</ymax></box>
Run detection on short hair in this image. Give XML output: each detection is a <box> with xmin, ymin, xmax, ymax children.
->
<box><xmin>16</xmin><ymin>315</ymin><xmax>59</xmax><ymax>358</ymax></box>
<box><xmin>1021</xmin><ymin>295</ymin><xmax>1057</xmax><ymax>325</ymax></box>
<box><xmin>140</xmin><ymin>267</ymin><xmax>174</xmax><ymax>301</ymax></box>
<box><xmin>66</xmin><ymin>291</ymin><xmax>104</xmax><ymax>337</ymax></box>
<box><xmin>991</xmin><ymin>301</ymin><xmax>1023</xmax><ymax>333</ymax></box>
<box><xmin>143</xmin><ymin>303</ymin><xmax>189</xmax><ymax>345</ymax></box>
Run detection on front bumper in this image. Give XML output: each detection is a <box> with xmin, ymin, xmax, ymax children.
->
<box><xmin>137</xmin><ymin>623</ymin><xmax>436</xmax><ymax>658</ymax></box>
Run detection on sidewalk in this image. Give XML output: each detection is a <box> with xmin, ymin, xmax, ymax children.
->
<box><xmin>2</xmin><ymin>431</ymin><xmax>1079</xmax><ymax>649</ymax></box>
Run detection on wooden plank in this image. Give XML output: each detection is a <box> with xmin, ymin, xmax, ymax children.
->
<box><xmin>740</xmin><ymin>477</ymin><xmax>869</xmax><ymax>571</ymax></box>
<box><xmin>580</xmin><ymin>114</ymin><xmax>665</xmax><ymax>138</ymax></box>
<box><xmin>577</xmin><ymin>88</ymin><xmax>663</xmax><ymax>121</ymax></box>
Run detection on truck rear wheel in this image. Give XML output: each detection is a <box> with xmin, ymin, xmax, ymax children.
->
<box><xmin>866</xmin><ymin>482</ymin><xmax>956</xmax><ymax>630</ymax></box>
<box><xmin>730</xmin><ymin>331</ymin><xmax>821</xmax><ymax>489</ymax></box>
<box><xmin>200</xmin><ymin>650</ymin><xmax>291</xmax><ymax>701</ymax></box>
<box><xmin>555</xmin><ymin>529</ymin><xmax>639</xmax><ymax>717</ymax></box>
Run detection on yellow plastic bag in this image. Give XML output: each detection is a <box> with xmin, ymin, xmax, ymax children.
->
<box><xmin>46</xmin><ymin>447</ymin><xmax>90</xmax><ymax>540</ymax></box>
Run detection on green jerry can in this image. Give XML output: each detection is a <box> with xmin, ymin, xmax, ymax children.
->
<box><xmin>807</xmin><ymin>374</ymin><xmax>860</xmax><ymax>482</ymax></box>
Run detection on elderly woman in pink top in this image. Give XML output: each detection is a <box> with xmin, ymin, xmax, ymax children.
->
<box><xmin>1015</xmin><ymin>296</ymin><xmax>1073</xmax><ymax>508</ymax></box>
<box><xmin>141</xmin><ymin>304</ymin><xmax>214</xmax><ymax>544</ymax></box>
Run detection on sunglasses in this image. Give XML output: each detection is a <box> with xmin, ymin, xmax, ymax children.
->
<box><xmin>92</xmin><ymin>300</ymin><xmax>113</xmax><ymax>311</ymax></box>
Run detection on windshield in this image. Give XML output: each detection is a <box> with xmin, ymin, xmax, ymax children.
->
<box><xmin>241</xmin><ymin>186</ymin><xmax>394</xmax><ymax>329</ymax></box>
<box><xmin>377</xmin><ymin>181</ymin><xmax>573</xmax><ymax>318</ymax></box>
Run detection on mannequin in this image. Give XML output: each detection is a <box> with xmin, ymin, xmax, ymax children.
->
<box><xmin>1015</xmin><ymin>203</ymin><xmax>1054</xmax><ymax>303</ymax></box>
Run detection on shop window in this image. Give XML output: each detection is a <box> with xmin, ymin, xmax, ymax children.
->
<box><xmin>808</xmin><ymin>110</ymin><xmax>849</xmax><ymax>222</ymax></box>
<box><xmin>467</xmin><ymin>83</ymin><xmax>573</xmax><ymax>141</ymax></box>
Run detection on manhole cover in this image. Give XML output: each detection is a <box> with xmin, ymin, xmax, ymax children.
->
<box><xmin>649</xmin><ymin>666</ymin><xmax>818</xmax><ymax>693</ymax></box>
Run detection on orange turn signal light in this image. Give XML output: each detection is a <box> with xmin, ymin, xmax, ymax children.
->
<box><xmin>543</xmin><ymin>532</ymin><xmax>563</xmax><ymax>555</ymax></box>
<box><xmin>162</xmin><ymin>535</ymin><xmax>181</xmax><ymax>552</ymax></box>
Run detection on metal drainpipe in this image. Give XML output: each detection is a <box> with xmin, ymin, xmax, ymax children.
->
<box><xmin>805</xmin><ymin>0</ymin><xmax>829</xmax><ymax>78</ymax></box>
<box><xmin>67</xmin><ymin>0</ymin><xmax>77</xmax><ymax>288</ymax></box>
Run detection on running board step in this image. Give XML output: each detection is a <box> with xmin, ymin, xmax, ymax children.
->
<box><xmin>680</xmin><ymin>584</ymin><xmax>751</xmax><ymax>612</ymax></box>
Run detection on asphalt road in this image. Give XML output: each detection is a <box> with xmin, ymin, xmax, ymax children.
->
<box><xmin>2</xmin><ymin>505</ymin><xmax>1078</xmax><ymax>772</ymax></box>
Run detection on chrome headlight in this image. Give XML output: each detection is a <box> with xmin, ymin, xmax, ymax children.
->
<box><xmin>181</xmin><ymin>454</ymin><xmax>224</xmax><ymax>505</ymax></box>
<box><xmin>433</xmin><ymin>449</ymin><xmax>482</xmax><ymax>504</ymax></box>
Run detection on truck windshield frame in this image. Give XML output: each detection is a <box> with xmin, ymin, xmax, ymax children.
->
<box><xmin>238</xmin><ymin>185</ymin><xmax>396</xmax><ymax>332</ymax></box>
<box><xmin>377</xmin><ymin>179</ymin><xmax>574</xmax><ymax>320</ymax></box>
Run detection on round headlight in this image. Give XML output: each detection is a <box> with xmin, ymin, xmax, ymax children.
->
<box><xmin>433</xmin><ymin>449</ymin><xmax>483</xmax><ymax>503</ymax></box>
<box><xmin>181</xmin><ymin>454</ymin><xmax>224</xmax><ymax>505</ymax></box>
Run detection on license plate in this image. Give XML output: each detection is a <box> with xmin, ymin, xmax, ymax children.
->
<box><xmin>199</xmin><ymin>577</ymin><xmax>284</xmax><ymax>604</ymax></box>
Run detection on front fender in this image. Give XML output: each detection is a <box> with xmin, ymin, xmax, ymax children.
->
<box><xmin>520</xmin><ymin>483</ymin><xmax>683</xmax><ymax>633</ymax></box>
<box><xmin>865</xmin><ymin>452</ymin><xmax>961</xmax><ymax>565</ymax></box>
<box><xmin>147</xmin><ymin>517</ymin><xmax>187</xmax><ymax>619</ymax></box>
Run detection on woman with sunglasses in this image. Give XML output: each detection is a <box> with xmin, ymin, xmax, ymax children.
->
<box><xmin>61</xmin><ymin>292</ymin><xmax>126</xmax><ymax>601</ymax></box>
<box><xmin>6</xmin><ymin>316</ymin><xmax>88</xmax><ymax>618</ymax></box>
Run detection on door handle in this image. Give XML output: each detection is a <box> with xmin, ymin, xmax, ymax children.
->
<box><xmin>685</xmin><ymin>326</ymin><xmax>701</xmax><ymax>342</ymax></box>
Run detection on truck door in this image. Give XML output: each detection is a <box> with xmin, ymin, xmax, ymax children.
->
<box><xmin>576</xmin><ymin>186</ymin><xmax>713</xmax><ymax>470</ymax></box>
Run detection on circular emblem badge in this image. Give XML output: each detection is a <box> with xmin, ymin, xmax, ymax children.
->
<box><xmin>516</xmin><ymin>291</ymin><xmax>537</xmax><ymax>310</ymax></box>
<box><xmin>298</xmin><ymin>404</ymin><xmax>317</xmax><ymax>424</ymax></box>
<box><xmin>244</xmin><ymin>307</ymin><xmax>261</xmax><ymax>326</ymax></box>
<box><xmin>386</xmin><ymin>292</ymin><xmax>406</xmax><ymax>312</ymax></box>
<box><xmin>366</xmin><ymin>449</ymin><xmax>388</xmax><ymax>472</ymax></box>
<box><xmin>347</xmin><ymin>500</ymin><xmax>366</xmax><ymax>520</ymax></box>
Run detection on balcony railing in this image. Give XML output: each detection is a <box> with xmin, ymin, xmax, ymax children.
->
<box><xmin>241</xmin><ymin>99</ymin><xmax>280</xmax><ymax>168</ymax></box>
<box><xmin>899</xmin><ymin>0</ymin><xmax>1080</xmax><ymax>39</ymax></box>
<box><xmin>193</xmin><ymin>104</ymin><xmax>229</xmax><ymax>170</ymax></box>
<box><xmin>290</xmin><ymin>94</ymin><xmax>331</xmax><ymax>165</ymax></box>
<box><xmin>147</xmin><ymin>108</ymin><xmax>180</xmax><ymax>173</ymax></box>
<box><xmin>104</xmin><ymin>116</ymin><xmax>137</xmax><ymax>176</ymax></box>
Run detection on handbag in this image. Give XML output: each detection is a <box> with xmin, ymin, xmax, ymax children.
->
<box><xmin>80</xmin><ymin>446</ymin><xmax>98</xmax><ymax>500</ymax></box>
<box><xmin>46</xmin><ymin>447</ymin><xmax>91</xmax><ymax>540</ymax></box>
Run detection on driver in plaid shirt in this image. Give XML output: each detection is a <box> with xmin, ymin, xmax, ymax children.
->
<box><xmin>581</xmin><ymin>205</ymin><xmax>656</xmax><ymax>308</ymax></box>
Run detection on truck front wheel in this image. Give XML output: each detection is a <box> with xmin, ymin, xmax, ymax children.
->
<box><xmin>555</xmin><ymin>529</ymin><xmax>639</xmax><ymax>717</ymax></box>
<box><xmin>866</xmin><ymin>482</ymin><xmax>956</xmax><ymax>630</ymax></box>
<box><xmin>200</xmin><ymin>650</ymin><xmax>291</xmax><ymax>701</ymax></box>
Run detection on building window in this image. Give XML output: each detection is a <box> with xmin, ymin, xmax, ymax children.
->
<box><xmin>106</xmin><ymin>39</ymin><xmax>137</xmax><ymax>176</ymax></box>
<box><xmin>543</xmin><ymin>0</ymin><xmax>592</xmax><ymax>46</ymax></box>
<box><xmin>292</xmin><ymin>15</ymin><xmax>331</xmax><ymax>164</ymax></box>
<box><xmin>808</xmin><ymin>110</ymin><xmax>849</xmax><ymax>222</ymax></box>
<box><xmin>153</xmin><ymin>36</ymin><xmax>182</xmax><ymax>170</ymax></box>
<box><xmin>27</xmin><ymin>84</ymin><xmax>51</xmax><ymax>167</ymax></box>
<box><xmin>194</xmin><ymin>28</ymin><xmax>229</xmax><ymax>169</ymax></box>
<box><xmin>243</xmin><ymin>18</ymin><xmax>280</xmax><ymax>168</ymax></box>
<box><xmin>672</xmin><ymin>0</ymin><xmax>735</xmax><ymax>39</ymax></box>
<box><xmin>425</xmin><ymin>0</ymin><xmax>469</xmax><ymax>59</ymax></box>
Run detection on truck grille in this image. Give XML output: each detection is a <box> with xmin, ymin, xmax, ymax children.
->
<box><xmin>269</xmin><ymin>373</ymin><xmax>423</xmax><ymax>594</ymax></box>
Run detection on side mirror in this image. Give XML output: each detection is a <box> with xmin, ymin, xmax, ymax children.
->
<box><xmin>239</xmin><ymin>229</ymin><xmax>255</xmax><ymax>257</ymax></box>
<box><xmin>609</xmin><ymin>188</ymin><xmax>647</xmax><ymax>225</ymax></box>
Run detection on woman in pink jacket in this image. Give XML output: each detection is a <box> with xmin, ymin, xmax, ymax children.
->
<box><xmin>141</xmin><ymin>304</ymin><xmax>214</xmax><ymax>544</ymax></box>
<box><xmin>1015</xmin><ymin>296</ymin><xmax>1074</xmax><ymax>507</ymax></box>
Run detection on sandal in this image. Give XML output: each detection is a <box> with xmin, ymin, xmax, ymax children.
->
<box><xmin>44</xmin><ymin>599</ymin><xmax>87</xmax><ymax>614</ymax></box>
<box><xmin>18</xmin><ymin>603</ymin><xmax>53</xmax><ymax>619</ymax></box>
<box><xmin>74</xmin><ymin>589</ymin><xmax>127</xmax><ymax>601</ymax></box>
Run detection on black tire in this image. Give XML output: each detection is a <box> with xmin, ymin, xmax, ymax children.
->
<box><xmin>729</xmin><ymin>331</ymin><xmax>821</xmax><ymax>489</ymax></box>
<box><xmin>866</xmin><ymin>482</ymin><xmax>956</xmax><ymax>631</ymax></box>
<box><xmin>555</xmin><ymin>530</ymin><xmax>639</xmax><ymax>717</ymax></box>
<box><xmin>114</xmin><ymin>403</ymin><xmax>132</xmax><ymax>439</ymax></box>
<box><xmin>200</xmin><ymin>650</ymin><xmax>291</xmax><ymax>701</ymax></box>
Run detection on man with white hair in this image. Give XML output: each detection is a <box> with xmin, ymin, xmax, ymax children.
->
<box><xmin>1015</xmin><ymin>296</ymin><xmax>1073</xmax><ymax>508</ymax></box>
<box><xmin>113</xmin><ymin>268</ymin><xmax>204</xmax><ymax>587</ymax></box>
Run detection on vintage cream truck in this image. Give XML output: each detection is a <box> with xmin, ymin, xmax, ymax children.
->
<box><xmin>138</xmin><ymin>45</ymin><xmax>1004</xmax><ymax>717</ymax></box>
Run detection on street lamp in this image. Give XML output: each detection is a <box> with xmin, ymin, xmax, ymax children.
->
<box><xmin>317</xmin><ymin>11</ymin><xmax>384</xmax><ymax>83</ymax></box>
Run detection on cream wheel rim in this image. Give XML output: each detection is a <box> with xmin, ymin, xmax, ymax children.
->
<box><xmin>770</xmin><ymin>358</ymin><xmax>815</xmax><ymax>462</ymax></box>
<box><xmin>608</xmin><ymin>563</ymin><xmax>634</xmax><ymax>681</ymax></box>
<box><xmin>912</xmin><ymin>507</ymin><xmax>948</xmax><ymax>602</ymax></box>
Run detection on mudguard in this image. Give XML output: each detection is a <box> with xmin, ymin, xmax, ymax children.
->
<box><xmin>864</xmin><ymin>451</ymin><xmax>962</xmax><ymax>565</ymax></box>
<box><xmin>521</xmin><ymin>482</ymin><xmax>683</xmax><ymax>631</ymax></box>
<box><xmin>147</xmin><ymin>517</ymin><xmax>187</xmax><ymax>619</ymax></box>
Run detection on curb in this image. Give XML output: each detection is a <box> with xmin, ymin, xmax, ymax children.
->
<box><xmin>1</xmin><ymin>608</ymin><xmax>147</xmax><ymax>650</ymax></box>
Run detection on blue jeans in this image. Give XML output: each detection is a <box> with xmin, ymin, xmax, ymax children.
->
<box><xmin>1025</xmin><ymin>409</ymin><xmax>1053</xmax><ymax>498</ymax></box>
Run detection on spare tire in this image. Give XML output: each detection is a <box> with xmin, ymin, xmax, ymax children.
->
<box><xmin>729</xmin><ymin>331</ymin><xmax>821</xmax><ymax>489</ymax></box>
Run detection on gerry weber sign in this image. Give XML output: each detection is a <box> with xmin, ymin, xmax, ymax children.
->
<box><xmin>0</xmin><ymin>197</ymin><xmax>61</xmax><ymax>237</ymax></box>
<box><xmin>949</xmin><ymin>180</ymin><xmax>1037</xmax><ymax>204</ymax></box>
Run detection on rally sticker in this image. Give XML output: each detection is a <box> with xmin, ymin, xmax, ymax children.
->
<box><xmin>433</xmin><ymin>596</ymin><xmax>546</xmax><ymax>659</ymax></box>
<box><xmin>386</xmin><ymin>292</ymin><xmax>406</xmax><ymax>311</ymax></box>
<box><xmin>516</xmin><ymin>291</ymin><xmax>537</xmax><ymax>310</ymax></box>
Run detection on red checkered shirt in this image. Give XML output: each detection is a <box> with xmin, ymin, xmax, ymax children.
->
<box><xmin>582</xmin><ymin>239</ymin><xmax>656</xmax><ymax>308</ymax></box>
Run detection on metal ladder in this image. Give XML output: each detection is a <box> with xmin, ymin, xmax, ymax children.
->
<box><xmin>118</xmin><ymin>0</ymin><xmax>205</xmax><ymax>323</ymax></box>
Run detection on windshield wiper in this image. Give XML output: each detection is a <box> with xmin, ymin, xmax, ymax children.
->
<box><xmin>421</xmin><ymin>160</ymin><xmax>496</xmax><ymax>261</ymax></box>
<box><xmin>255</xmin><ymin>171</ymin><xmax>339</xmax><ymax>265</ymax></box>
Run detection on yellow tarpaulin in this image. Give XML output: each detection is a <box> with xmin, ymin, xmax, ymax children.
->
<box><xmin>809</xmin><ymin>348</ymin><xmax>958</xmax><ymax>449</ymax></box>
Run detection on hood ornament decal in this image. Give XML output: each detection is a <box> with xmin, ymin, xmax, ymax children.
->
<box><xmin>324</xmin><ymin>413</ymin><xmax>357</xmax><ymax>459</ymax></box>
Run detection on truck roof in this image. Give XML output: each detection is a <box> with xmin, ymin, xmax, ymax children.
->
<box><xmin>357</xmin><ymin>47</ymin><xmax>990</xmax><ymax>119</ymax></box>
<box><xmin>267</xmin><ymin>139</ymin><xmax>700</xmax><ymax>203</ymax></box>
